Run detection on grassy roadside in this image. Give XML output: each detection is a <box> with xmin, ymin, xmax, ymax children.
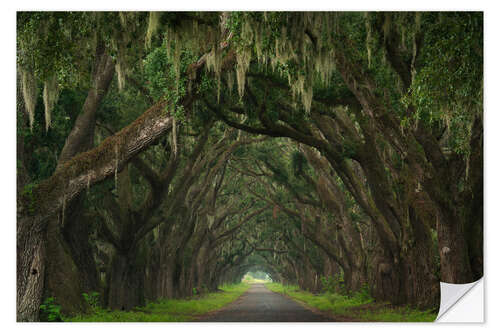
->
<box><xmin>65</xmin><ymin>283</ymin><xmax>250</xmax><ymax>322</ymax></box>
<box><xmin>265</xmin><ymin>283</ymin><xmax>437</xmax><ymax>322</ymax></box>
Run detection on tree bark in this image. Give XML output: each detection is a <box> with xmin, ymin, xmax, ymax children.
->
<box><xmin>106</xmin><ymin>250</ymin><xmax>145</xmax><ymax>310</ymax></box>
<box><xmin>17</xmin><ymin>218</ymin><xmax>46</xmax><ymax>322</ymax></box>
<box><xmin>437</xmin><ymin>214</ymin><xmax>473</xmax><ymax>283</ymax></box>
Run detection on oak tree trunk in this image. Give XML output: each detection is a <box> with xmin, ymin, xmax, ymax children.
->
<box><xmin>107</xmin><ymin>250</ymin><xmax>145</xmax><ymax>310</ymax></box>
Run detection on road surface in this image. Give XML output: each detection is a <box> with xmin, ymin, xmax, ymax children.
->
<box><xmin>198</xmin><ymin>283</ymin><xmax>333</xmax><ymax>322</ymax></box>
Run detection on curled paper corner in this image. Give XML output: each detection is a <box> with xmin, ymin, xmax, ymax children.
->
<box><xmin>436</xmin><ymin>277</ymin><xmax>483</xmax><ymax>322</ymax></box>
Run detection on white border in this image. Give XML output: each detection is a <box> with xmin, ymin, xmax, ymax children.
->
<box><xmin>2</xmin><ymin>1</ymin><xmax>498</xmax><ymax>332</ymax></box>
<box><xmin>437</xmin><ymin>279</ymin><xmax>483</xmax><ymax>322</ymax></box>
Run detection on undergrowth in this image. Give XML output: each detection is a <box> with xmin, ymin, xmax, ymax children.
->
<box><xmin>39</xmin><ymin>297</ymin><xmax>63</xmax><ymax>322</ymax></box>
<box><xmin>65</xmin><ymin>283</ymin><xmax>250</xmax><ymax>322</ymax></box>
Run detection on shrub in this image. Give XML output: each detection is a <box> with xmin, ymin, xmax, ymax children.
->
<box><xmin>353</xmin><ymin>284</ymin><xmax>373</xmax><ymax>302</ymax></box>
<box><xmin>82</xmin><ymin>291</ymin><xmax>101</xmax><ymax>310</ymax></box>
<box><xmin>321</xmin><ymin>273</ymin><xmax>346</xmax><ymax>295</ymax></box>
<box><xmin>39</xmin><ymin>297</ymin><xmax>63</xmax><ymax>322</ymax></box>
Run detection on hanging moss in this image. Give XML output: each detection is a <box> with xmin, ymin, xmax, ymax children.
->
<box><xmin>113</xmin><ymin>12</ymin><xmax>140</xmax><ymax>92</ymax></box>
<box><xmin>20</xmin><ymin>67</ymin><xmax>37</xmax><ymax>131</ymax></box>
<box><xmin>364</xmin><ymin>12</ymin><xmax>373</xmax><ymax>68</ymax></box>
<box><xmin>172</xmin><ymin>117</ymin><xmax>178</xmax><ymax>156</ymax></box>
<box><xmin>115</xmin><ymin>61</ymin><xmax>126</xmax><ymax>91</ymax></box>
<box><xmin>145</xmin><ymin>12</ymin><xmax>161</xmax><ymax>49</ymax></box>
<box><xmin>206</xmin><ymin>47</ymin><xmax>224</xmax><ymax>100</ymax></box>
<box><xmin>162</xmin><ymin>13</ymin><xmax>221</xmax><ymax>93</ymax></box>
<box><xmin>236</xmin><ymin>48</ymin><xmax>251</xmax><ymax>98</ymax></box>
<box><xmin>112</xmin><ymin>28</ymin><xmax>129</xmax><ymax>92</ymax></box>
<box><xmin>118</xmin><ymin>12</ymin><xmax>128</xmax><ymax>28</ymax></box>
<box><xmin>42</xmin><ymin>75</ymin><xmax>58</xmax><ymax>131</ymax></box>
<box><xmin>226</xmin><ymin>70</ymin><xmax>235</xmax><ymax>93</ymax></box>
<box><xmin>232</xmin><ymin>13</ymin><xmax>339</xmax><ymax>112</ymax></box>
<box><xmin>158</xmin><ymin>12</ymin><xmax>344</xmax><ymax>111</ymax></box>
<box><xmin>383</xmin><ymin>13</ymin><xmax>392</xmax><ymax>43</ymax></box>
<box><xmin>290</xmin><ymin>74</ymin><xmax>313</xmax><ymax>113</ymax></box>
<box><xmin>414</xmin><ymin>12</ymin><xmax>422</xmax><ymax>33</ymax></box>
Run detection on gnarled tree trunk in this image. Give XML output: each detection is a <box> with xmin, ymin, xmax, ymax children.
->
<box><xmin>106</xmin><ymin>249</ymin><xmax>145</xmax><ymax>310</ymax></box>
<box><xmin>44</xmin><ymin>42</ymin><xmax>115</xmax><ymax>315</ymax></box>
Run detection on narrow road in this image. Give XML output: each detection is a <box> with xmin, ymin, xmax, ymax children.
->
<box><xmin>199</xmin><ymin>283</ymin><xmax>333</xmax><ymax>322</ymax></box>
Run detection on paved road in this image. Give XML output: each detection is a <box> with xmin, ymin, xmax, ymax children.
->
<box><xmin>199</xmin><ymin>283</ymin><xmax>333</xmax><ymax>322</ymax></box>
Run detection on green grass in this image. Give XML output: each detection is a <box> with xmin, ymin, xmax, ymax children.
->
<box><xmin>358</xmin><ymin>306</ymin><xmax>438</xmax><ymax>322</ymax></box>
<box><xmin>65</xmin><ymin>283</ymin><xmax>250</xmax><ymax>322</ymax></box>
<box><xmin>266</xmin><ymin>283</ymin><xmax>437</xmax><ymax>322</ymax></box>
